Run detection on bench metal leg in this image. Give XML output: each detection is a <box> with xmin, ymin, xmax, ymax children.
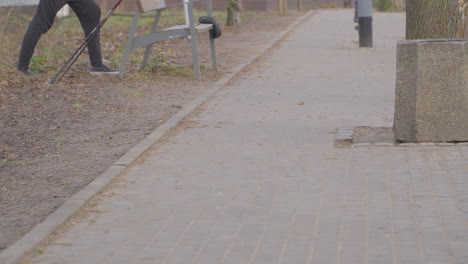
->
<box><xmin>120</xmin><ymin>10</ymin><xmax>141</xmax><ymax>77</ymax></box>
<box><xmin>205</xmin><ymin>0</ymin><xmax>217</xmax><ymax>70</ymax></box>
<box><xmin>141</xmin><ymin>10</ymin><xmax>162</xmax><ymax>70</ymax></box>
<box><xmin>210</xmin><ymin>37</ymin><xmax>217</xmax><ymax>70</ymax></box>
<box><xmin>120</xmin><ymin>0</ymin><xmax>216</xmax><ymax>81</ymax></box>
<box><xmin>206</xmin><ymin>0</ymin><xmax>213</xmax><ymax>17</ymax></box>
<box><xmin>187</xmin><ymin>2</ymin><xmax>201</xmax><ymax>80</ymax></box>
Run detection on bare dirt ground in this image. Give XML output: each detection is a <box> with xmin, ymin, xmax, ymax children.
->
<box><xmin>0</xmin><ymin>11</ymin><xmax>305</xmax><ymax>252</ymax></box>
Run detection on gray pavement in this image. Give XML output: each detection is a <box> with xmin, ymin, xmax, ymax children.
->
<box><xmin>0</xmin><ymin>0</ymin><xmax>39</xmax><ymax>7</ymax></box>
<box><xmin>24</xmin><ymin>9</ymin><xmax>468</xmax><ymax>264</ymax></box>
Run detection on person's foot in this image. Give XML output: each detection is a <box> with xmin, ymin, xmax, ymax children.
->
<box><xmin>18</xmin><ymin>68</ymin><xmax>40</xmax><ymax>77</ymax></box>
<box><xmin>89</xmin><ymin>65</ymin><xmax>119</xmax><ymax>75</ymax></box>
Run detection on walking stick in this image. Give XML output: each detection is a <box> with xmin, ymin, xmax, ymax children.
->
<box><xmin>50</xmin><ymin>0</ymin><xmax>123</xmax><ymax>84</ymax></box>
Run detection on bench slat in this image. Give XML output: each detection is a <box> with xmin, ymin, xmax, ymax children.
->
<box><xmin>137</xmin><ymin>0</ymin><xmax>167</xmax><ymax>13</ymax></box>
<box><xmin>164</xmin><ymin>23</ymin><xmax>213</xmax><ymax>32</ymax></box>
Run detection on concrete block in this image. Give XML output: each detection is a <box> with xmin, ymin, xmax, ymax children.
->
<box><xmin>393</xmin><ymin>39</ymin><xmax>468</xmax><ymax>143</ymax></box>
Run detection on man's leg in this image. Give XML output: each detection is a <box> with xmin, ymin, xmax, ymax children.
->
<box><xmin>68</xmin><ymin>0</ymin><xmax>118</xmax><ymax>74</ymax></box>
<box><xmin>18</xmin><ymin>0</ymin><xmax>66</xmax><ymax>72</ymax></box>
<box><xmin>67</xmin><ymin>0</ymin><xmax>103</xmax><ymax>67</ymax></box>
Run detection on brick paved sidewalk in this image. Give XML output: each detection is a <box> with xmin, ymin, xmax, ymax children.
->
<box><xmin>25</xmin><ymin>10</ymin><xmax>468</xmax><ymax>264</ymax></box>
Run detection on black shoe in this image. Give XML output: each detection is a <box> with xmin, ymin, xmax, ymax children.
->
<box><xmin>89</xmin><ymin>65</ymin><xmax>119</xmax><ymax>75</ymax></box>
<box><xmin>18</xmin><ymin>68</ymin><xmax>40</xmax><ymax>77</ymax></box>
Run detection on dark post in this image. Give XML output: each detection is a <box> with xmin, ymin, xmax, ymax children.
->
<box><xmin>357</xmin><ymin>0</ymin><xmax>373</xmax><ymax>47</ymax></box>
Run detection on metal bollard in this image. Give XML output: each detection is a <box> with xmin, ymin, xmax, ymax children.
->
<box><xmin>357</xmin><ymin>0</ymin><xmax>373</xmax><ymax>47</ymax></box>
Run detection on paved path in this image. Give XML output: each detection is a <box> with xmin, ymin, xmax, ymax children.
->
<box><xmin>27</xmin><ymin>10</ymin><xmax>468</xmax><ymax>264</ymax></box>
<box><xmin>0</xmin><ymin>0</ymin><xmax>39</xmax><ymax>7</ymax></box>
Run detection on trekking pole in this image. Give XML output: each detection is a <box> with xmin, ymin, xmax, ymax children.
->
<box><xmin>50</xmin><ymin>0</ymin><xmax>123</xmax><ymax>84</ymax></box>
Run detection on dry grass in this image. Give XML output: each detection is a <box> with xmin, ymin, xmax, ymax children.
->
<box><xmin>0</xmin><ymin>6</ymin><xmax>304</xmax><ymax>253</ymax></box>
<box><xmin>0</xmin><ymin>6</ymin><xmax>226</xmax><ymax>73</ymax></box>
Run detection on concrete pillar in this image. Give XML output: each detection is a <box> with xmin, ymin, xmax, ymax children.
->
<box><xmin>393</xmin><ymin>39</ymin><xmax>468</xmax><ymax>143</ymax></box>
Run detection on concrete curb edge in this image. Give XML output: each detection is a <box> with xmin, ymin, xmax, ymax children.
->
<box><xmin>0</xmin><ymin>10</ymin><xmax>315</xmax><ymax>264</ymax></box>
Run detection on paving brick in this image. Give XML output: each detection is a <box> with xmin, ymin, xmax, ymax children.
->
<box><xmin>20</xmin><ymin>10</ymin><xmax>468</xmax><ymax>264</ymax></box>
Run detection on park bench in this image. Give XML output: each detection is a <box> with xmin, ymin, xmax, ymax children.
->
<box><xmin>119</xmin><ymin>0</ymin><xmax>218</xmax><ymax>80</ymax></box>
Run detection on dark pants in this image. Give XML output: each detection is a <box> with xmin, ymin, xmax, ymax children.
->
<box><xmin>18</xmin><ymin>0</ymin><xmax>103</xmax><ymax>70</ymax></box>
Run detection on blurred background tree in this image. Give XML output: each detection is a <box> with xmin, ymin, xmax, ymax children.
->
<box><xmin>394</xmin><ymin>0</ymin><xmax>405</xmax><ymax>10</ymax></box>
<box><xmin>226</xmin><ymin>0</ymin><xmax>242</xmax><ymax>26</ymax></box>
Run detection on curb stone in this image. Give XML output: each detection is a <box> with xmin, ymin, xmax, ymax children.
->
<box><xmin>0</xmin><ymin>10</ymin><xmax>315</xmax><ymax>264</ymax></box>
<box><xmin>334</xmin><ymin>127</ymin><xmax>468</xmax><ymax>148</ymax></box>
<box><xmin>353</xmin><ymin>142</ymin><xmax>372</xmax><ymax>148</ymax></box>
<box><xmin>436</xmin><ymin>143</ymin><xmax>457</xmax><ymax>147</ymax></box>
<box><xmin>334</xmin><ymin>127</ymin><xmax>353</xmax><ymax>147</ymax></box>
<box><xmin>374</xmin><ymin>142</ymin><xmax>394</xmax><ymax>147</ymax></box>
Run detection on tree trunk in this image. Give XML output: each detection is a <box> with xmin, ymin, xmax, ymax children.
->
<box><xmin>226</xmin><ymin>0</ymin><xmax>242</xmax><ymax>26</ymax></box>
<box><xmin>395</xmin><ymin>0</ymin><xmax>405</xmax><ymax>11</ymax></box>
<box><xmin>406</xmin><ymin>0</ymin><xmax>468</xmax><ymax>39</ymax></box>
<box><xmin>278</xmin><ymin>0</ymin><xmax>284</xmax><ymax>15</ymax></box>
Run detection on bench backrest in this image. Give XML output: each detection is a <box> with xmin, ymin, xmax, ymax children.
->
<box><xmin>136</xmin><ymin>0</ymin><xmax>167</xmax><ymax>13</ymax></box>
